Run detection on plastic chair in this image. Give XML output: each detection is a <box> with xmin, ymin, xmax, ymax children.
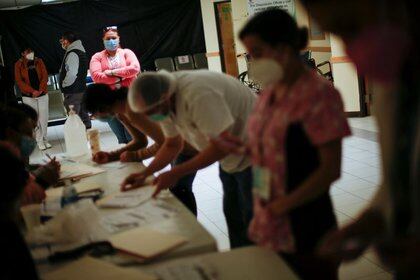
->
<box><xmin>174</xmin><ymin>55</ymin><xmax>194</xmax><ymax>71</ymax></box>
<box><xmin>193</xmin><ymin>53</ymin><xmax>208</xmax><ymax>69</ymax></box>
<box><xmin>154</xmin><ymin>57</ymin><xmax>176</xmax><ymax>72</ymax></box>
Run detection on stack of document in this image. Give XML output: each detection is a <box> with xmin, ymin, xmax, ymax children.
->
<box><xmin>101</xmin><ymin>200</ymin><xmax>178</xmax><ymax>233</ymax></box>
<box><xmin>43</xmin><ymin>256</ymin><xmax>156</xmax><ymax>280</ymax></box>
<box><xmin>109</xmin><ymin>228</ymin><xmax>187</xmax><ymax>260</ymax></box>
<box><xmin>60</xmin><ymin>163</ymin><xmax>105</xmax><ymax>181</ymax></box>
<box><xmin>96</xmin><ymin>186</ymin><xmax>155</xmax><ymax>208</ymax></box>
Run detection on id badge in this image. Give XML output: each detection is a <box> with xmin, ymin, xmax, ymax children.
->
<box><xmin>253</xmin><ymin>166</ymin><xmax>271</xmax><ymax>201</ymax></box>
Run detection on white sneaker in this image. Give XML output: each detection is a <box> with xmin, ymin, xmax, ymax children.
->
<box><xmin>38</xmin><ymin>143</ymin><xmax>47</xmax><ymax>151</ymax></box>
<box><xmin>44</xmin><ymin>142</ymin><xmax>52</xmax><ymax>149</ymax></box>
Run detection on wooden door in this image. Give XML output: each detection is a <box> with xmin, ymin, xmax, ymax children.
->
<box><xmin>215</xmin><ymin>1</ymin><xmax>239</xmax><ymax>77</ymax></box>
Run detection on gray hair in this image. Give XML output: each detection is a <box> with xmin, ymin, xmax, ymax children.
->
<box><xmin>128</xmin><ymin>70</ymin><xmax>176</xmax><ymax>113</ymax></box>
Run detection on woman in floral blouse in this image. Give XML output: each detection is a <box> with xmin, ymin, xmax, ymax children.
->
<box><xmin>213</xmin><ymin>9</ymin><xmax>351</xmax><ymax>279</ymax></box>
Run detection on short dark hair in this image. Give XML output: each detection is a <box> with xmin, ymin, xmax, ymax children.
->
<box><xmin>61</xmin><ymin>31</ymin><xmax>79</xmax><ymax>43</ymax></box>
<box><xmin>12</xmin><ymin>103</ymin><xmax>38</xmax><ymax>122</ymax></box>
<box><xmin>239</xmin><ymin>8</ymin><xmax>308</xmax><ymax>52</ymax></box>
<box><xmin>102</xmin><ymin>26</ymin><xmax>119</xmax><ymax>37</ymax></box>
<box><xmin>0</xmin><ymin>143</ymin><xmax>29</xmax><ymax>206</ymax></box>
<box><xmin>84</xmin><ymin>84</ymin><xmax>128</xmax><ymax>114</ymax></box>
<box><xmin>0</xmin><ymin>106</ymin><xmax>29</xmax><ymax>140</ymax></box>
<box><xmin>20</xmin><ymin>46</ymin><xmax>32</xmax><ymax>54</ymax></box>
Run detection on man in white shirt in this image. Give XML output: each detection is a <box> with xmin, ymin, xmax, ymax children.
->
<box><xmin>122</xmin><ymin>70</ymin><xmax>257</xmax><ymax>248</ymax></box>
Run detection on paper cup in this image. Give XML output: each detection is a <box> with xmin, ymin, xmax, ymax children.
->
<box><xmin>87</xmin><ymin>129</ymin><xmax>101</xmax><ymax>155</ymax></box>
<box><xmin>20</xmin><ymin>204</ymin><xmax>41</xmax><ymax>231</ymax></box>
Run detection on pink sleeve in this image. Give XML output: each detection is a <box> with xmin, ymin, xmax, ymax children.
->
<box><xmin>303</xmin><ymin>85</ymin><xmax>351</xmax><ymax>146</ymax></box>
<box><xmin>89</xmin><ymin>52</ymin><xmax>119</xmax><ymax>84</ymax></box>
<box><xmin>112</xmin><ymin>49</ymin><xmax>140</xmax><ymax>78</ymax></box>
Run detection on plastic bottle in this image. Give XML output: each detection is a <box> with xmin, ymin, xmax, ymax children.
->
<box><xmin>64</xmin><ymin>105</ymin><xmax>89</xmax><ymax>157</ymax></box>
<box><xmin>61</xmin><ymin>180</ymin><xmax>79</xmax><ymax>207</ymax></box>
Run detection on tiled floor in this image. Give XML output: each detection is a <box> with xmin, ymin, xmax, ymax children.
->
<box><xmin>31</xmin><ymin>116</ymin><xmax>392</xmax><ymax>279</ymax></box>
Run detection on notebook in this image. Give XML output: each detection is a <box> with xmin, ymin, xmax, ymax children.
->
<box><xmin>109</xmin><ymin>228</ymin><xmax>187</xmax><ymax>259</ymax></box>
<box><xmin>43</xmin><ymin>256</ymin><xmax>157</xmax><ymax>280</ymax></box>
<box><xmin>96</xmin><ymin>186</ymin><xmax>155</xmax><ymax>208</ymax></box>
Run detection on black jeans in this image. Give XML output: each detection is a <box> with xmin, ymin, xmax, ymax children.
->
<box><xmin>170</xmin><ymin>153</ymin><xmax>198</xmax><ymax>216</ymax></box>
<box><xmin>219</xmin><ymin>166</ymin><xmax>254</xmax><ymax>248</ymax></box>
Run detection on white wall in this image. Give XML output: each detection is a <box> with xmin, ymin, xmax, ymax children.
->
<box><xmin>330</xmin><ymin>35</ymin><xmax>361</xmax><ymax>112</ymax></box>
<box><xmin>200</xmin><ymin>0</ymin><xmax>223</xmax><ymax>72</ymax></box>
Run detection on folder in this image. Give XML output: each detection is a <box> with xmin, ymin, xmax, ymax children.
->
<box><xmin>109</xmin><ymin>227</ymin><xmax>187</xmax><ymax>260</ymax></box>
<box><xmin>43</xmin><ymin>256</ymin><xmax>157</xmax><ymax>280</ymax></box>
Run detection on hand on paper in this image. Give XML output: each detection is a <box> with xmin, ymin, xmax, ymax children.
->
<box><xmin>152</xmin><ymin>171</ymin><xmax>180</xmax><ymax>198</ymax></box>
<box><xmin>36</xmin><ymin>159</ymin><xmax>61</xmax><ymax>186</ymax></box>
<box><xmin>121</xmin><ymin>171</ymin><xmax>148</xmax><ymax>192</ymax></box>
<box><xmin>93</xmin><ymin>151</ymin><xmax>119</xmax><ymax>164</ymax></box>
<box><xmin>120</xmin><ymin>151</ymin><xmax>138</xmax><ymax>162</ymax></box>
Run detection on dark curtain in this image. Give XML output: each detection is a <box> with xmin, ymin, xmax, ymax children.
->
<box><xmin>0</xmin><ymin>0</ymin><xmax>206</xmax><ymax>75</ymax></box>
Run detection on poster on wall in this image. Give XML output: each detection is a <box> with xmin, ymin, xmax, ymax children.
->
<box><xmin>247</xmin><ymin>0</ymin><xmax>295</xmax><ymax>17</ymax></box>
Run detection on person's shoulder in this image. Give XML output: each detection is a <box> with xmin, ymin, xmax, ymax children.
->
<box><xmin>121</xmin><ymin>48</ymin><xmax>136</xmax><ymax>56</ymax></box>
<box><xmin>14</xmin><ymin>58</ymin><xmax>23</xmax><ymax>66</ymax></box>
<box><xmin>303</xmin><ymin>70</ymin><xmax>337</xmax><ymax>96</ymax></box>
<box><xmin>35</xmin><ymin>57</ymin><xmax>46</xmax><ymax>65</ymax></box>
<box><xmin>91</xmin><ymin>50</ymin><xmax>106</xmax><ymax>59</ymax></box>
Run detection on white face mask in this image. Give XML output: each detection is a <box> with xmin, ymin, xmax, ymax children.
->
<box><xmin>248</xmin><ymin>58</ymin><xmax>284</xmax><ymax>88</ymax></box>
<box><xmin>25</xmin><ymin>52</ymin><xmax>34</xmax><ymax>61</ymax></box>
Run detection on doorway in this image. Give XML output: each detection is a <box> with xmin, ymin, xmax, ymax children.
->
<box><xmin>214</xmin><ymin>1</ymin><xmax>239</xmax><ymax>77</ymax></box>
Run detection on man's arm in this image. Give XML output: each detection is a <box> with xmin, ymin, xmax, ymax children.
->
<box><xmin>62</xmin><ymin>53</ymin><xmax>79</xmax><ymax>88</ymax></box>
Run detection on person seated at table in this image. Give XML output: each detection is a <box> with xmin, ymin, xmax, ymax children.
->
<box><xmin>83</xmin><ymin>84</ymin><xmax>199</xmax><ymax>215</ymax></box>
<box><xmin>122</xmin><ymin>70</ymin><xmax>257</xmax><ymax>248</ymax></box>
<box><xmin>0</xmin><ymin>142</ymin><xmax>39</xmax><ymax>279</ymax></box>
<box><xmin>0</xmin><ymin>106</ymin><xmax>59</xmax><ymax>205</ymax></box>
<box><xmin>11</xmin><ymin>103</ymin><xmax>61</xmax><ymax>189</ymax></box>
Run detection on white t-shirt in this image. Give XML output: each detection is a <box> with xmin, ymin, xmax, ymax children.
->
<box><xmin>160</xmin><ymin>70</ymin><xmax>256</xmax><ymax>173</ymax></box>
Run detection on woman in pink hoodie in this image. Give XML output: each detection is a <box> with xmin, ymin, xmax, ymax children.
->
<box><xmin>89</xmin><ymin>26</ymin><xmax>142</xmax><ymax>144</ymax></box>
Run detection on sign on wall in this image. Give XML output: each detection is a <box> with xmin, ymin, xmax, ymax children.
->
<box><xmin>247</xmin><ymin>0</ymin><xmax>295</xmax><ymax>17</ymax></box>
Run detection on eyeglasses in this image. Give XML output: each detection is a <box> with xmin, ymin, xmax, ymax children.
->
<box><xmin>103</xmin><ymin>26</ymin><xmax>118</xmax><ymax>32</ymax></box>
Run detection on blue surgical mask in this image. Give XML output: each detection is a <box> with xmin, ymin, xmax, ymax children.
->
<box><xmin>20</xmin><ymin>135</ymin><xmax>36</xmax><ymax>158</ymax></box>
<box><xmin>104</xmin><ymin>39</ymin><xmax>119</xmax><ymax>51</ymax></box>
<box><xmin>149</xmin><ymin>113</ymin><xmax>169</xmax><ymax>122</ymax></box>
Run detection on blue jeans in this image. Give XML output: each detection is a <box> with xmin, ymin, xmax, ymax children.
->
<box><xmin>219</xmin><ymin>166</ymin><xmax>254</xmax><ymax>248</ymax></box>
<box><xmin>107</xmin><ymin>117</ymin><xmax>132</xmax><ymax>144</ymax></box>
<box><xmin>171</xmin><ymin>153</ymin><xmax>198</xmax><ymax>216</ymax></box>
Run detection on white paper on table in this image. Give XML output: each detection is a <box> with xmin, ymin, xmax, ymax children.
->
<box><xmin>101</xmin><ymin>200</ymin><xmax>178</xmax><ymax>234</ymax></box>
<box><xmin>99</xmin><ymin>161</ymin><xmax>126</xmax><ymax>170</ymax></box>
<box><xmin>153</xmin><ymin>260</ymin><xmax>218</xmax><ymax>280</ymax></box>
<box><xmin>96</xmin><ymin>186</ymin><xmax>155</xmax><ymax>209</ymax></box>
<box><xmin>43</xmin><ymin>256</ymin><xmax>157</xmax><ymax>280</ymax></box>
<box><xmin>46</xmin><ymin>182</ymin><xmax>103</xmax><ymax>198</ymax></box>
<box><xmin>60</xmin><ymin>163</ymin><xmax>105</xmax><ymax>180</ymax></box>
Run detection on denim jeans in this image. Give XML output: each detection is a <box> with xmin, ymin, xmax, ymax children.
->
<box><xmin>219</xmin><ymin>166</ymin><xmax>254</xmax><ymax>248</ymax></box>
<box><xmin>107</xmin><ymin>117</ymin><xmax>132</xmax><ymax>144</ymax></box>
<box><xmin>170</xmin><ymin>153</ymin><xmax>198</xmax><ymax>216</ymax></box>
